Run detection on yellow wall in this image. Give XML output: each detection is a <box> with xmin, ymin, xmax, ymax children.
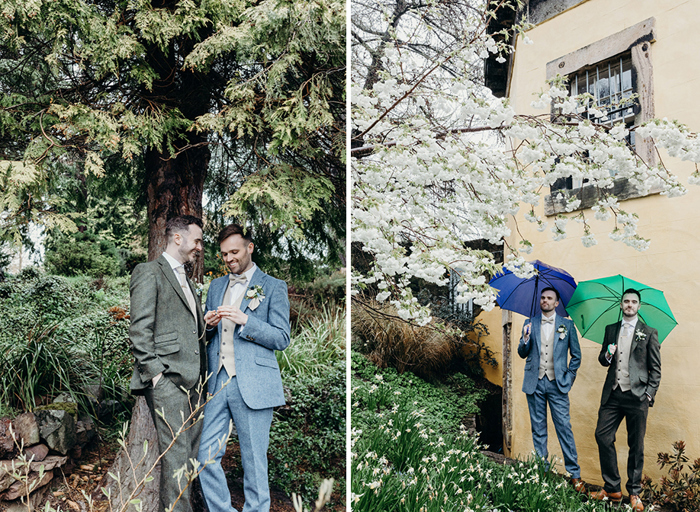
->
<box><xmin>477</xmin><ymin>308</ymin><xmax>504</xmax><ymax>387</ymax></box>
<box><xmin>502</xmin><ymin>0</ymin><xmax>700</xmax><ymax>488</ymax></box>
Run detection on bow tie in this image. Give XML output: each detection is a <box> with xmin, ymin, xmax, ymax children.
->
<box><xmin>229</xmin><ymin>274</ymin><xmax>247</xmax><ymax>286</ymax></box>
<box><xmin>541</xmin><ymin>317</ymin><xmax>555</xmax><ymax>324</ymax></box>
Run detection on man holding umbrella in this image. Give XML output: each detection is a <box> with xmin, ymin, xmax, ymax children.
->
<box><xmin>518</xmin><ymin>287</ymin><xmax>583</xmax><ymax>490</ymax></box>
<box><xmin>589</xmin><ymin>289</ymin><xmax>661</xmax><ymax>511</ymax></box>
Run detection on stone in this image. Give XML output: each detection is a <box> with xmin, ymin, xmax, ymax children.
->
<box><xmin>70</xmin><ymin>445</ymin><xmax>82</xmax><ymax>459</ymax></box>
<box><xmin>24</xmin><ymin>444</ymin><xmax>49</xmax><ymax>462</ymax></box>
<box><xmin>34</xmin><ymin>409</ymin><xmax>77</xmax><ymax>456</ymax></box>
<box><xmin>52</xmin><ymin>393</ymin><xmax>76</xmax><ymax>404</ymax></box>
<box><xmin>76</xmin><ymin>417</ymin><xmax>96</xmax><ymax>446</ymax></box>
<box><xmin>0</xmin><ymin>466</ymin><xmax>15</xmax><ymax>493</ymax></box>
<box><xmin>12</xmin><ymin>413</ymin><xmax>40</xmax><ymax>447</ymax></box>
<box><xmin>0</xmin><ymin>483</ymin><xmax>50</xmax><ymax>512</ymax></box>
<box><xmin>97</xmin><ymin>399</ymin><xmax>124</xmax><ymax>422</ymax></box>
<box><xmin>0</xmin><ymin>469</ymin><xmax>53</xmax><ymax>501</ymax></box>
<box><xmin>0</xmin><ymin>455</ymin><xmax>67</xmax><ymax>476</ymax></box>
<box><xmin>83</xmin><ymin>381</ymin><xmax>104</xmax><ymax>403</ymax></box>
<box><xmin>0</xmin><ymin>418</ymin><xmax>18</xmax><ymax>459</ymax></box>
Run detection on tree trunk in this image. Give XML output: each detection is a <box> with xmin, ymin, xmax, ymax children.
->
<box><xmin>101</xmin><ymin>142</ymin><xmax>210</xmax><ymax>512</ymax></box>
<box><xmin>100</xmin><ymin>397</ymin><xmax>161</xmax><ymax>512</ymax></box>
<box><xmin>146</xmin><ymin>139</ymin><xmax>210</xmax><ymax>282</ymax></box>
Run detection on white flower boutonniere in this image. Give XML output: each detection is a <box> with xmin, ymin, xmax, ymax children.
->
<box><xmin>195</xmin><ymin>282</ymin><xmax>204</xmax><ymax>297</ymax></box>
<box><xmin>557</xmin><ymin>325</ymin><xmax>567</xmax><ymax>340</ymax></box>
<box><xmin>246</xmin><ymin>285</ymin><xmax>265</xmax><ymax>311</ymax></box>
<box><xmin>635</xmin><ymin>329</ymin><xmax>647</xmax><ymax>341</ymax></box>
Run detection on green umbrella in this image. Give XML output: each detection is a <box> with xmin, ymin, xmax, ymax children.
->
<box><xmin>565</xmin><ymin>274</ymin><xmax>677</xmax><ymax>343</ymax></box>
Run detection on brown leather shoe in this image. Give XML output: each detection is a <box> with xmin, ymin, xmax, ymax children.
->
<box><xmin>589</xmin><ymin>489</ymin><xmax>622</xmax><ymax>502</ymax></box>
<box><xmin>630</xmin><ymin>495</ymin><xmax>644</xmax><ymax>511</ymax></box>
<box><xmin>570</xmin><ymin>478</ymin><xmax>586</xmax><ymax>493</ymax></box>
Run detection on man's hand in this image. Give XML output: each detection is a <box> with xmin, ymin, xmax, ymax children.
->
<box><xmin>217</xmin><ymin>305</ymin><xmax>249</xmax><ymax>326</ymax></box>
<box><xmin>152</xmin><ymin>373</ymin><xmax>162</xmax><ymax>387</ymax></box>
<box><xmin>524</xmin><ymin>323</ymin><xmax>531</xmax><ymax>341</ymax></box>
<box><xmin>605</xmin><ymin>343</ymin><xmax>617</xmax><ymax>363</ymax></box>
<box><xmin>204</xmin><ymin>310</ymin><xmax>221</xmax><ymax>327</ymax></box>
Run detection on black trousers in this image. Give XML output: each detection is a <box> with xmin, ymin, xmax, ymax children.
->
<box><xmin>594</xmin><ymin>387</ymin><xmax>649</xmax><ymax>495</ymax></box>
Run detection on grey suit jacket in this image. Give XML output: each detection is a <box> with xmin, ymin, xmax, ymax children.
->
<box><xmin>129</xmin><ymin>255</ymin><xmax>206</xmax><ymax>394</ymax></box>
<box><xmin>518</xmin><ymin>315</ymin><xmax>581</xmax><ymax>395</ymax></box>
<box><xmin>204</xmin><ymin>268</ymin><xmax>290</xmax><ymax>409</ymax></box>
<box><xmin>598</xmin><ymin>320</ymin><xmax>661</xmax><ymax>406</ymax></box>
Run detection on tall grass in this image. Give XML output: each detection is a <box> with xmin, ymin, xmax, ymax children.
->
<box><xmin>277</xmin><ymin>305</ymin><xmax>346</xmax><ymax>378</ymax></box>
<box><xmin>352</xmin><ymin>384</ymin><xmax>614</xmax><ymax>512</ymax></box>
<box><xmin>0</xmin><ymin>272</ymin><xmax>132</xmax><ymax>417</ymax></box>
<box><xmin>352</xmin><ymin>301</ymin><xmax>459</xmax><ymax>380</ymax></box>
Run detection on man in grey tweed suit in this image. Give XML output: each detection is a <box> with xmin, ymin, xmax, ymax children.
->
<box><xmin>589</xmin><ymin>288</ymin><xmax>661</xmax><ymax>511</ymax></box>
<box><xmin>197</xmin><ymin>223</ymin><xmax>290</xmax><ymax>512</ymax></box>
<box><xmin>129</xmin><ymin>215</ymin><xmax>207</xmax><ymax>512</ymax></box>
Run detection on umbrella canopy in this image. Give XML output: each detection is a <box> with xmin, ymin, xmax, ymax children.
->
<box><xmin>565</xmin><ymin>274</ymin><xmax>677</xmax><ymax>344</ymax></box>
<box><xmin>488</xmin><ymin>260</ymin><xmax>577</xmax><ymax>318</ymax></box>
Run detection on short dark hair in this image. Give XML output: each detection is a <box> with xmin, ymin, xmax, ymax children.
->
<box><xmin>165</xmin><ymin>216</ymin><xmax>203</xmax><ymax>241</ymax></box>
<box><xmin>541</xmin><ymin>286</ymin><xmax>560</xmax><ymax>301</ymax></box>
<box><xmin>622</xmin><ymin>288</ymin><xmax>641</xmax><ymax>302</ymax></box>
<box><xmin>218</xmin><ymin>224</ymin><xmax>253</xmax><ymax>245</ymax></box>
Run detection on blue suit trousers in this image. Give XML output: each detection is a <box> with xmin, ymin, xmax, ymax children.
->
<box><xmin>526</xmin><ymin>376</ymin><xmax>580</xmax><ymax>478</ymax></box>
<box><xmin>197</xmin><ymin>368</ymin><xmax>274</xmax><ymax>512</ymax></box>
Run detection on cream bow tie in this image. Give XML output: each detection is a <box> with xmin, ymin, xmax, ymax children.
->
<box><xmin>541</xmin><ymin>317</ymin><xmax>555</xmax><ymax>324</ymax></box>
<box><xmin>229</xmin><ymin>274</ymin><xmax>247</xmax><ymax>286</ymax></box>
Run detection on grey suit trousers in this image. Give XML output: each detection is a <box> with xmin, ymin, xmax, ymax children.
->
<box><xmin>144</xmin><ymin>377</ymin><xmax>204</xmax><ymax>512</ymax></box>
<box><xmin>594</xmin><ymin>387</ymin><xmax>649</xmax><ymax>495</ymax></box>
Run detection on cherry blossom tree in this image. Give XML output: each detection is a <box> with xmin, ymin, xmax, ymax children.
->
<box><xmin>351</xmin><ymin>0</ymin><xmax>700</xmax><ymax>325</ymax></box>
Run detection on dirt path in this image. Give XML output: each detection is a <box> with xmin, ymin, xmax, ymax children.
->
<box><xmin>36</xmin><ymin>440</ymin><xmax>295</xmax><ymax>512</ymax></box>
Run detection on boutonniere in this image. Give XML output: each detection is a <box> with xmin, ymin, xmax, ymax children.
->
<box><xmin>635</xmin><ymin>329</ymin><xmax>647</xmax><ymax>340</ymax></box>
<box><xmin>557</xmin><ymin>325</ymin><xmax>567</xmax><ymax>340</ymax></box>
<box><xmin>195</xmin><ymin>282</ymin><xmax>204</xmax><ymax>297</ymax></box>
<box><xmin>245</xmin><ymin>285</ymin><xmax>265</xmax><ymax>310</ymax></box>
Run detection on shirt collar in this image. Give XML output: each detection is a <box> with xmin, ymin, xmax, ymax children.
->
<box><xmin>542</xmin><ymin>312</ymin><xmax>556</xmax><ymax>322</ymax></box>
<box><xmin>162</xmin><ymin>251</ymin><xmax>183</xmax><ymax>271</ymax></box>
<box><xmin>623</xmin><ymin>316</ymin><xmax>639</xmax><ymax>329</ymax></box>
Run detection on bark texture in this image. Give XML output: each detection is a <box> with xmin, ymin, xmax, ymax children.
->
<box><xmin>101</xmin><ymin>397</ymin><xmax>160</xmax><ymax>512</ymax></box>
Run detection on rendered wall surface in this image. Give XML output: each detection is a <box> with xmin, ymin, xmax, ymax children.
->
<box><xmin>502</xmin><ymin>0</ymin><xmax>700</xmax><ymax>487</ymax></box>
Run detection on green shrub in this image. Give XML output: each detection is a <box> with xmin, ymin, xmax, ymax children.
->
<box><xmin>278</xmin><ymin>305</ymin><xmax>345</xmax><ymax>378</ymax></box>
<box><xmin>0</xmin><ymin>273</ymin><xmax>132</xmax><ymax>416</ymax></box>
<box><xmin>269</xmin><ymin>358</ymin><xmax>346</xmax><ymax>507</ymax></box>
<box><xmin>642</xmin><ymin>440</ymin><xmax>700</xmax><ymax>511</ymax></box>
<box><xmin>45</xmin><ymin>231</ymin><xmax>124</xmax><ymax>277</ymax></box>
<box><xmin>351</xmin><ymin>351</ymin><xmax>487</xmax><ymax>436</ymax></box>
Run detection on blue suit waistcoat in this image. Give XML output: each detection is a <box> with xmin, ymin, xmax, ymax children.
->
<box><xmin>518</xmin><ymin>315</ymin><xmax>581</xmax><ymax>395</ymax></box>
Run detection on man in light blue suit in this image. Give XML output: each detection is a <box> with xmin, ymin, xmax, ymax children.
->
<box><xmin>518</xmin><ymin>287</ymin><xmax>583</xmax><ymax>490</ymax></box>
<box><xmin>198</xmin><ymin>224</ymin><xmax>290</xmax><ymax>512</ymax></box>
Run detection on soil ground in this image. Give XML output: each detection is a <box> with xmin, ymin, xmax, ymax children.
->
<box><xmin>34</xmin><ymin>433</ymin><xmax>296</xmax><ymax>512</ymax></box>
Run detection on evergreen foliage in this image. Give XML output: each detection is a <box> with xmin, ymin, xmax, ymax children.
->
<box><xmin>0</xmin><ymin>0</ymin><xmax>346</xmax><ymax>272</ymax></box>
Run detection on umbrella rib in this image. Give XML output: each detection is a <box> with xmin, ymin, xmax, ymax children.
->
<box><xmin>498</xmin><ymin>277</ymin><xmax>534</xmax><ymax>305</ymax></box>
<box><xmin>580</xmin><ymin>300</ymin><xmax>620</xmax><ymax>337</ymax></box>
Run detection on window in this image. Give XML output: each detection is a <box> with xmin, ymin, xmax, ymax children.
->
<box><xmin>543</xmin><ymin>17</ymin><xmax>659</xmax><ymax>215</ymax></box>
<box><xmin>552</xmin><ymin>52</ymin><xmax>637</xmax><ymax>192</ymax></box>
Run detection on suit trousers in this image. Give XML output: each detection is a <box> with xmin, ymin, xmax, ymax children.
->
<box><xmin>144</xmin><ymin>376</ymin><xmax>204</xmax><ymax>512</ymax></box>
<box><xmin>198</xmin><ymin>368</ymin><xmax>274</xmax><ymax>512</ymax></box>
<box><xmin>526</xmin><ymin>376</ymin><xmax>580</xmax><ymax>478</ymax></box>
<box><xmin>595</xmin><ymin>387</ymin><xmax>649</xmax><ymax>495</ymax></box>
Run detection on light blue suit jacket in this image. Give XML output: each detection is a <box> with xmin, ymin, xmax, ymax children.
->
<box><xmin>518</xmin><ymin>315</ymin><xmax>581</xmax><ymax>395</ymax></box>
<box><xmin>204</xmin><ymin>269</ymin><xmax>291</xmax><ymax>409</ymax></box>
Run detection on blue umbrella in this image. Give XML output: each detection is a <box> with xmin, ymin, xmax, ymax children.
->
<box><xmin>488</xmin><ymin>260</ymin><xmax>577</xmax><ymax>318</ymax></box>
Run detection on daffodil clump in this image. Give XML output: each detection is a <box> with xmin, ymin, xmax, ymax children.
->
<box><xmin>351</xmin><ymin>365</ymin><xmax>636</xmax><ymax>512</ymax></box>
